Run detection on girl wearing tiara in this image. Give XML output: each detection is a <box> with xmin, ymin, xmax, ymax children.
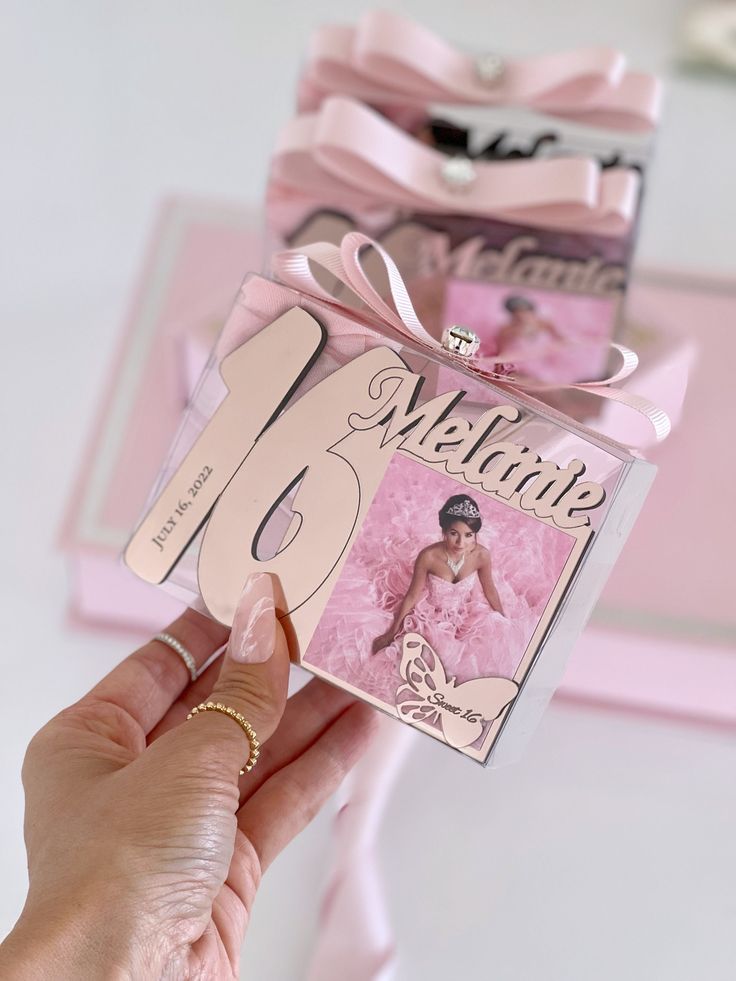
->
<box><xmin>371</xmin><ymin>493</ymin><xmax>505</xmax><ymax>656</ymax></box>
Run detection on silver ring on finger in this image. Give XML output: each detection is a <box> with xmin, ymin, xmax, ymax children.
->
<box><xmin>155</xmin><ymin>632</ymin><xmax>197</xmax><ymax>683</ymax></box>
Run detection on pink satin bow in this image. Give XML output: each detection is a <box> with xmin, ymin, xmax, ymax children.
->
<box><xmin>271</xmin><ymin>97</ymin><xmax>640</xmax><ymax>236</ymax></box>
<box><xmin>300</xmin><ymin>10</ymin><xmax>661</xmax><ymax>133</ymax></box>
<box><xmin>272</xmin><ymin>231</ymin><xmax>671</xmax><ymax>444</ymax></box>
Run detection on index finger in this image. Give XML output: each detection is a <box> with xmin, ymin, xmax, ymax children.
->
<box><xmin>84</xmin><ymin>609</ymin><xmax>229</xmax><ymax>734</ymax></box>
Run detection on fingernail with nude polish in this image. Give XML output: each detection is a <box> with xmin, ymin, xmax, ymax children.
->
<box><xmin>228</xmin><ymin>573</ymin><xmax>275</xmax><ymax>664</ymax></box>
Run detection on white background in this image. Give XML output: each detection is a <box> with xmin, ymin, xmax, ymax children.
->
<box><xmin>2</xmin><ymin>2</ymin><xmax>735</xmax><ymax>979</ymax></box>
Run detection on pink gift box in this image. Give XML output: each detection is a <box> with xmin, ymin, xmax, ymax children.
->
<box><xmin>61</xmin><ymin>196</ymin><xmax>730</xmax><ymax>733</ymax></box>
<box><xmin>123</xmin><ymin>251</ymin><xmax>659</xmax><ymax>766</ymax></box>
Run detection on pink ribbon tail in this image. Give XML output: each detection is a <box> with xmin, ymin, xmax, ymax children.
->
<box><xmin>305</xmin><ymin>717</ymin><xmax>416</xmax><ymax>981</ymax></box>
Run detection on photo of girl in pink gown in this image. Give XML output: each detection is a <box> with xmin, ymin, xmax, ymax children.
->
<box><xmin>370</xmin><ymin>492</ymin><xmax>506</xmax><ymax>655</ymax></box>
<box><xmin>305</xmin><ymin>456</ymin><xmax>575</xmax><ymax>709</ymax></box>
<box><xmin>443</xmin><ymin>280</ymin><xmax>615</xmax><ymax>384</ymax></box>
<box><xmin>496</xmin><ymin>294</ymin><xmax>565</xmax><ymax>372</ymax></box>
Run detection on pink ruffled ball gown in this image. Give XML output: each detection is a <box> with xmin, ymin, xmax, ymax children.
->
<box><xmin>382</xmin><ymin>567</ymin><xmax>522</xmax><ymax>673</ymax></box>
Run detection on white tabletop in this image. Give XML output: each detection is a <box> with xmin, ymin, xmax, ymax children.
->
<box><xmin>2</xmin><ymin>2</ymin><xmax>734</xmax><ymax>978</ymax></box>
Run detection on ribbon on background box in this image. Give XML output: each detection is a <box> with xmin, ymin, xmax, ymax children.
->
<box><xmin>272</xmin><ymin>97</ymin><xmax>640</xmax><ymax>237</ymax></box>
<box><xmin>273</xmin><ymin>230</ymin><xmax>671</xmax><ymax>444</ymax></box>
<box><xmin>301</xmin><ymin>10</ymin><xmax>661</xmax><ymax>133</ymax></box>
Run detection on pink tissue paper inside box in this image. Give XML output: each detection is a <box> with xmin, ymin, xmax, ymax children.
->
<box><xmin>60</xmin><ymin>197</ymin><xmax>733</xmax><ymax>730</ymax></box>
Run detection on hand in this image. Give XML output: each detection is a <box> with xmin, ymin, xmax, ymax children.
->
<box><xmin>0</xmin><ymin>573</ymin><xmax>377</xmax><ymax>980</ymax></box>
<box><xmin>371</xmin><ymin>631</ymin><xmax>394</xmax><ymax>655</ymax></box>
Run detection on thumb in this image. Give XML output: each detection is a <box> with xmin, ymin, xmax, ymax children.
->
<box><xmin>169</xmin><ymin>573</ymin><xmax>291</xmax><ymax>780</ymax></box>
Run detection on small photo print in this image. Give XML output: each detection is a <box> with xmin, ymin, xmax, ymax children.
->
<box><xmin>443</xmin><ymin>279</ymin><xmax>616</xmax><ymax>384</ymax></box>
<box><xmin>304</xmin><ymin>453</ymin><xmax>577</xmax><ymax>749</ymax></box>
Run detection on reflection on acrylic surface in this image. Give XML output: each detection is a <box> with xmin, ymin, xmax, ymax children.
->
<box><xmin>443</xmin><ymin>279</ymin><xmax>615</xmax><ymax>383</ymax></box>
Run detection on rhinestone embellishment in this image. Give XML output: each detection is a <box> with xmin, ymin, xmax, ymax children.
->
<box><xmin>440</xmin><ymin>155</ymin><xmax>477</xmax><ymax>192</ymax></box>
<box><xmin>475</xmin><ymin>52</ymin><xmax>505</xmax><ymax>85</ymax></box>
<box><xmin>441</xmin><ymin>324</ymin><xmax>481</xmax><ymax>358</ymax></box>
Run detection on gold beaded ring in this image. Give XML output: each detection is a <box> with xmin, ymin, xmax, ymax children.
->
<box><xmin>186</xmin><ymin>701</ymin><xmax>260</xmax><ymax>774</ymax></box>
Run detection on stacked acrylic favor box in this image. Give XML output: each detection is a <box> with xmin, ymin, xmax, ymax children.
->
<box><xmin>63</xmin><ymin>12</ymin><xmax>713</xmax><ymax>749</ymax></box>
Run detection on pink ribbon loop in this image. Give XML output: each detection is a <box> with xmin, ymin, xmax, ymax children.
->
<box><xmin>271</xmin><ymin>97</ymin><xmax>640</xmax><ymax>236</ymax></box>
<box><xmin>272</xmin><ymin>231</ymin><xmax>671</xmax><ymax>444</ymax></box>
<box><xmin>274</xmin><ymin>233</ymin><xmax>439</xmax><ymax>349</ymax></box>
<box><xmin>301</xmin><ymin>11</ymin><xmax>661</xmax><ymax>133</ymax></box>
